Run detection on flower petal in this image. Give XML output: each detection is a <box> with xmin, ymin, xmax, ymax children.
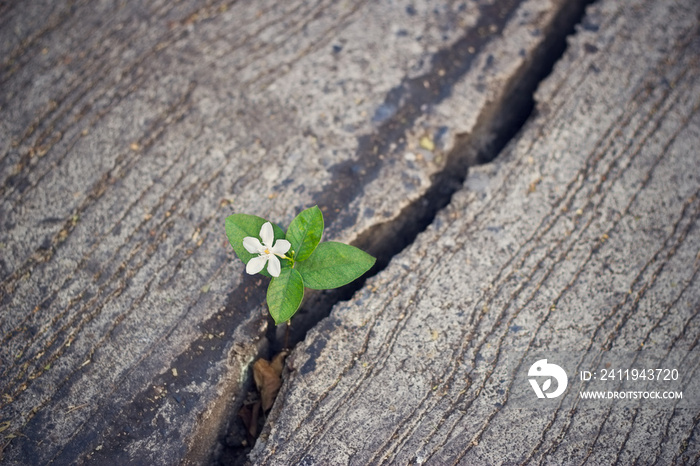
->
<box><xmin>243</xmin><ymin>237</ymin><xmax>264</xmax><ymax>254</ymax></box>
<box><xmin>260</xmin><ymin>222</ymin><xmax>274</xmax><ymax>248</ymax></box>
<box><xmin>271</xmin><ymin>239</ymin><xmax>291</xmax><ymax>255</ymax></box>
<box><xmin>267</xmin><ymin>255</ymin><xmax>281</xmax><ymax>277</ymax></box>
<box><xmin>246</xmin><ymin>255</ymin><xmax>267</xmax><ymax>275</ymax></box>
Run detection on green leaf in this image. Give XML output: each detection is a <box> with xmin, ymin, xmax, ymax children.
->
<box><xmin>286</xmin><ymin>205</ymin><xmax>324</xmax><ymax>261</ymax></box>
<box><xmin>267</xmin><ymin>268</ymin><xmax>304</xmax><ymax>324</ymax></box>
<box><xmin>296</xmin><ymin>242</ymin><xmax>376</xmax><ymax>290</ymax></box>
<box><xmin>225</xmin><ymin>214</ymin><xmax>288</xmax><ymax>278</ymax></box>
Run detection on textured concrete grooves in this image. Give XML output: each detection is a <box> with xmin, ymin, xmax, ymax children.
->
<box><xmin>251</xmin><ymin>0</ymin><xmax>700</xmax><ymax>464</ymax></box>
<box><xmin>0</xmin><ymin>1</ymin><xmax>590</xmax><ymax>464</ymax></box>
<box><xmin>274</xmin><ymin>0</ymin><xmax>592</xmax><ymax>354</ymax></box>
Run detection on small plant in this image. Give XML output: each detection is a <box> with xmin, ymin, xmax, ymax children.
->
<box><xmin>225</xmin><ymin>206</ymin><xmax>375</xmax><ymax>324</ymax></box>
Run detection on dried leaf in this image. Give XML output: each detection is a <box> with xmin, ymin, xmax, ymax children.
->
<box><xmin>253</xmin><ymin>351</ymin><xmax>288</xmax><ymax>411</ymax></box>
<box><xmin>419</xmin><ymin>135</ymin><xmax>435</xmax><ymax>151</ymax></box>
<box><xmin>0</xmin><ymin>421</ymin><xmax>10</xmax><ymax>433</ymax></box>
<box><xmin>270</xmin><ymin>350</ymin><xmax>288</xmax><ymax>374</ymax></box>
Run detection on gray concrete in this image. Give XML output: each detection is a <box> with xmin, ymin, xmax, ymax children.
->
<box><xmin>251</xmin><ymin>0</ymin><xmax>700</xmax><ymax>464</ymax></box>
<box><xmin>0</xmin><ymin>0</ymin><xmax>588</xmax><ymax>464</ymax></box>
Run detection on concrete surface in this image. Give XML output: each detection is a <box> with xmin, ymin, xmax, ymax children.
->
<box><xmin>250</xmin><ymin>0</ymin><xmax>700</xmax><ymax>464</ymax></box>
<box><xmin>0</xmin><ymin>0</ymin><xmax>591</xmax><ymax>464</ymax></box>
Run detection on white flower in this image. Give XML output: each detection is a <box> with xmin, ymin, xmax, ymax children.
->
<box><xmin>242</xmin><ymin>222</ymin><xmax>291</xmax><ymax>277</ymax></box>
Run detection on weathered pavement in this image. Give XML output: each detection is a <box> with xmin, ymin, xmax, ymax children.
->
<box><xmin>250</xmin><ymin>0</ymin><xmax>700</xmax><ymax>464</ymax></box>
<box><xmin>1</xmin><ymin>0</ymin><xmax>590</xmax><ymax>464</ymax></box>
<box><xmin>1</xmin><ymin>0</ymin><xmax>699</xmax><ymax>465</ymax></box>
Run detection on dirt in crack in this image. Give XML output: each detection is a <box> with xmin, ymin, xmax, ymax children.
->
<box><xmin>219</xmin><ymin>0</ymin><xmax>596</xmax><ymax>463</ymax></box>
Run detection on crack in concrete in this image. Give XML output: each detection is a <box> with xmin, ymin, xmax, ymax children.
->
<box><xmin>221</xmin><ymin>0</ymin><xmax>597</xmax><ymax>463</ymax></box>
<box><xmin>272</xmin><ymin>0</ymin><xmax>596</xmax><ymax>354</ymax></box>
